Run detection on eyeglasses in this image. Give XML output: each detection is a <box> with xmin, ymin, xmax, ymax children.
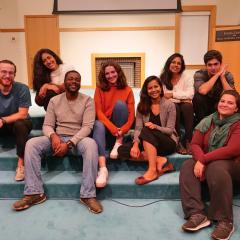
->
<box><xmin>0</xmin><ymin>70</ymin><xmax>15</xmax><ymax>76</ymax></box>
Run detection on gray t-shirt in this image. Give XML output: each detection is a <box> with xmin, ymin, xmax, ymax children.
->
<box><xmin>0</xmin><ymin>81</ymin><xmax>31</xmax><ymax>117</ymax></box>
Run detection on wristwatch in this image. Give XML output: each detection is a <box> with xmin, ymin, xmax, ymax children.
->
<box><xmin>66</xmin><ymin>140</ymin><xmax>74</xmax><ymax>149</ymax></box>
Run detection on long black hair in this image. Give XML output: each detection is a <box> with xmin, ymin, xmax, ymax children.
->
<box><xmin>137</xmin><ymin>75</ymin><xmax>164</xmax><ymax>115</ymax></box>
<box><xmin>160</xmin><ymin>53</ymin><xmax>185</xmax><ymax>90</ymax></box>
<box><xmin>32</xmin><ymin>48</ymin><xmax>63</xmax><ymax>91</ymax></box>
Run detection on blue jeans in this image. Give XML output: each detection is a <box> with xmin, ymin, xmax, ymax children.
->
<box><xmin>93</xmin><ymin>101</ymin><xmax>128</xmax><ymax>157</ymax></box>
<box><xmin>24</xmin><ymin>135</ymin><xmax>98</xmax><ymax>198</ymax></box>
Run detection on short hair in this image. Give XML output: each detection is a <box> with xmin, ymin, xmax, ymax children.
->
<box><xmin>0</xmin><ymin>59</ymin><xmax>17</xmax><ymax>74</ymax></box>
<box><xmin>204</xmin><ymin>50</ymin><xmax>222</xmax><ymax>64</ymax></box>
<box><xmin>64</xmin><ymin>70</ymin><xmax>81</xmax><ymax>81</ymax></box>
<box><xmin>219</xmin><ymin>90</ymin><xmax>240</xmax><ymax>112</ymax></box>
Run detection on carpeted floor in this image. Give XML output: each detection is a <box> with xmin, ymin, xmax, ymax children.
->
<box><xmin>1</xmin><ymin>199</ymin><xmax>240</xmax><ymax>240</ymax></box>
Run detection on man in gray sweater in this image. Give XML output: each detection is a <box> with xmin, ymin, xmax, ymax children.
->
<box><xmin>12</xmin><ymin>70</ymin><xmax>102</xmax><ymax>214</ymax></box>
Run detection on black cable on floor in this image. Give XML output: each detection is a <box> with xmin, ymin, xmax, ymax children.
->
<box><xmin>109</xmin><ymin>198</ymin><xmax>180</xmax><ymax>208</ymax></box>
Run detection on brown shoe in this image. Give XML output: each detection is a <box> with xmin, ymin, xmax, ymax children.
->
<box><xmin>211</xmin><ymin>220</ymin><xmax>234</xmax><ymax>240</ymax></box>
<box><xmin>12</xmin><ymin>193</ymin><xmax>47</xmax><ymax>211</ymax></box>
<box><xmin>80</xmin><ymin>197</ymin><xmax>103</xmax><ymax>214</ymax></box>
<box><xmin>182</xmin><ymin>213</ymin><xmax>211</xmax><ymax>232</ymax></box>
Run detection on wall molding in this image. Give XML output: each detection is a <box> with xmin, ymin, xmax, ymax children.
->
<box><xmin>91</xmin><ymin>53</ymin><xmax>145</xmax><ymax>88</ymax></box>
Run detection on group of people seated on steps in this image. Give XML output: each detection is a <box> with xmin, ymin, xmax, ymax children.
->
<box><xmin>0</xmin><ymin>48</ymin><xmax>239</xmax><ymax>240</ymax></box>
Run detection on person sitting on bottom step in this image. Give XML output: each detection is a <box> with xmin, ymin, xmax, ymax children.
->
<box><xmin>180</xmin><ymin>90</ymin><xmax>240</xmax><ymax>240</ymax></box>
<box><xmin>12</xmin><ymin>70</ymin><xmax>102</xmax><ymax>214</ymax></box>
<box><xmin>0</xmin><ymin>60</ymin><xmax>32</xmax><ymax>182</ymax></box>
<box><xmin>93</xmin><ymin>61</ymin><xmax>135</xmax><ymax>188</ymax></box>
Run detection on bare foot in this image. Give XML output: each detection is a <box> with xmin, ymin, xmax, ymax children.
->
<box><xmin>156</xmin><ymin>156</ymin><xmax>167</xmax><ymax>172</ymax></box>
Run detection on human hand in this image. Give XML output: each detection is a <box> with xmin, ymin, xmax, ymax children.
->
<box><xmin>145</xmin><ymin>122</ymin><xmax>157</xmax><ymax>129</ymax></box>
<box><xmin>130</xmin><ymin>144</ymin><xmax>140</xmax><ymax>159</ymax></box>
<box><xmin>53</xmin><ymin>142</ymin><xmax>68</xmax><ymax>157</ymax></box>
<box><xmin>0</xmin><ymin>119</ymin><xmax>3</xmax><ymax>128</ymax></box>
<box><xmin>164</xmin><ymin>92</ymin><xmax>173</xmax><ymax>99</ymax></box>
<box><xmin>50</xmin><ymin>133</ymin><xmax>61</xmax><ymax>153</ymax></box>
<box><xmin>218</xmin><ymin>64</ymin><xmax>228</xmax><ymax>77</ymax></box>
<box><xmin>47</xmin><ymin>84</ymin><xmax>61</xmax><ymax>93</ymax></box>
<box><xmin>194</xmin><ymin>161</ymin><xmax>205</xmax><ymax>181</ymax></box>
<box><xmin>38</xmin><ymin>84</ymin><xmax>49</xmax><ymax>98</ymax></box>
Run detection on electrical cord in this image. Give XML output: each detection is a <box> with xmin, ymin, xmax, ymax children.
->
<box><xmin>109</xmin><ymin>198</ymin><xmax>180</xmax><ymax>207</ymax></box>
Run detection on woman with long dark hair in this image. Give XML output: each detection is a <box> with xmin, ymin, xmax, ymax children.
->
<box><xmin>160</xmin><ymin>53</ymin><xmax>194</xmax><ymax>154</ymax></box>
<box><xmin>33</xmin><ymin>48</ymin><xmax>74</xmax><ymax>110</ymax></box>
<box><xmin>180</xmin><ymin>90</ymin><xmax>240</xmax><ymax>240</ymax></box>
<box><xmin>119</xmin><ymin>75</ymin><xmax>178</xmax><ymax>185</ymax></box>
<box><xmin>93</xmin><ymin>61</ymin><xmax>135</xmax><ymax>188</ymax></box>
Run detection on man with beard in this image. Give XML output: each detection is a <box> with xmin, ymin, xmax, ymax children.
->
<box><xmin>0</xmin><ymin>60</ymin><xmax>32</xmax><ymax>181</ymax></box>
<box><xmin>12</xmin><ymin>70</ymin><xmax>102</xmax><ymax>214</ymax></box>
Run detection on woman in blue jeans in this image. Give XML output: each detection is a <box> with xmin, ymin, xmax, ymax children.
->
<box><xmin>93</xmin><ymin>61</ymin><xmax>135</xmax><ymax>188</ymax></box>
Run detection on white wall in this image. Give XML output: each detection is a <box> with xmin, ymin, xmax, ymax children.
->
<box><xmin>0</xmin><ymin>0</ymin><xmax>239</xmax><ymax>86</ymax></box>
<box><xmin>61</xmin><ymin>30</ymin><xmax>175</xmax><ymax>86</ymax></box>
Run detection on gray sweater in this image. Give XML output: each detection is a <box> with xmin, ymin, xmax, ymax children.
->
<box><xmin>43</xmin><ymin>92</ymin><xmax>95</xmax><ymax>145</ymax></box>
<box><xmin>133</xmin><ymin>97</ymin><xmax>178</xmax><ymax>143</ymax></box>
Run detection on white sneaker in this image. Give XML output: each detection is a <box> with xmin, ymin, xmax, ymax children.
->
<box><xmin>96</xmin><ymin>167</ymin><xmax>108</xmax><ymax>188</ymax></box>
<box><xmin>110</xmin><ymin>142</ymin><xmax>122</xmax><ymax>159</ymax></box>
<box><xmin>15</xmin><ymin>165</ymin><xmax>24</xmax><ymax>181</ymax></box>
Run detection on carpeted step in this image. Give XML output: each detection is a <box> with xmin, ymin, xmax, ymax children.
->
<box><xmin>0</xmin><ymin>170</ymin><xmax>181</xmax><ymax>199</ymax></box>
<box><xmin>0</xmin><ymin>145</ymin><xmax>190</xmax><ymax>171</ymax></box>
<box><xmin>1</xmin><ymin>170</ymin><xmax>239</xmax><ymax>200</ymax></box>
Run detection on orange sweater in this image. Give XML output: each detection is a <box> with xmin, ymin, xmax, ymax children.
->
<box><xmin>94</xmin><ymin>86</ymin><xmax>135</xmax><ymax>135</ymax></box>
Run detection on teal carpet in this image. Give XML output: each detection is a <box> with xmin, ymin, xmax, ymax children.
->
<box><xmin>1</xmin><ymin>199</ymin><xmax>240</xmax><ymax>240</ymax></box>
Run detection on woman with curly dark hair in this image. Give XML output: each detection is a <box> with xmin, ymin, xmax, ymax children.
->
<box><xmin>118</xmin><ymin>75</ymin><xmax>178</xmax><ymax>185</ymax></box>
<box><xmin>160</xmin><ymin>53</ymin><xmax>194</xmax><ymax>154</ymax></box>
<box><xmin>33</xmin><ymin>48</ymin><xmax>74</xmax><ymax>110</ymax></box>
<box><xmin>93</xmin><ymin>61</ymin><xmax>135</xmax><ymax>188</ymax></box>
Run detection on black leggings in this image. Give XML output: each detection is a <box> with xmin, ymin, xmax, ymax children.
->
<box><xmin>118</xmin><ymin>127</ymin><xmax>176</xmax><ymax>159</ymax></box>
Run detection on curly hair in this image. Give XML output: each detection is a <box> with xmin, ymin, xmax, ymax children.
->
<box><xmin>160</xmin><ymin>53</ymin><xmax>185</xmax><ymax>90</ymax></box>
<box><xmin>97</xmin><ymin>61</ymin><xmax>128</xmax><ymax>91</ymax></box>
<box><xmin>32</xmin><ymin>48</ymin><xmax>63</xmax><ymax>91</ymax></box>
<box><xmin>137</xmin><ymin>75</ymin><xmax>164</xmax><ymax>115</ymax></box>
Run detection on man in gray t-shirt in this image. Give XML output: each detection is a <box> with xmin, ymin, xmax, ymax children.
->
<box><xmin>192</xmin><ymin>50</ymin><xmax>235</xmax><ymax>125</ymax></box>
<box><xmin>0</xmin><ymin>60</ymin><xmax>32</xmax><ymax>181</ymax></box>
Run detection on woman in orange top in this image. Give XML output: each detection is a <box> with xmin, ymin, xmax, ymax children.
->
<box><xmin>93</xmin><ymin>61</ymin><xmax>135</xmax><ymax>188</ymax></box>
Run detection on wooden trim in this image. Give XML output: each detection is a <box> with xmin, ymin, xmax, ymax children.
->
<box><xmin>182</xmin><ymin>5</ymin><xmax>216</xmax><ymax>50</ymax></box>
<box><xmin>60</xmin><ymin>26</ymin><xmax>175</xmax><ymax>32</ymax></box>
<box><xmin>215</xmin><ymin>26</ymin><xmax>240</xmax><ymax>30</ymax></box>
<box><xmin>24</xmin><ymin>15</ymin><xmax>58</xmax><ymax>18</ymax></box>
<box><xmin>91</xmin><ymin>52</ymin><xmax>146</xmax><ymax>88</ymax></box>
<box><xmin>182</xmin><ymin>5</ymin><xmax>216</xmax><ymax>12</ymax></box>
<box><xmin>186</xmin><ymin>65</ymin><xmax>205</xmax><ymax>69</ymax></box>
<box><xmin>175</xmin><ymin>13</ymin><xmax>180</xmax><ymax>52</ymax></box>
<box><xmin>216</xmin><ymin>24</ymin><xmax>240</xmax><ymax>28</ymax></box>
<box><xmin>0</xmin><ymin>29</ymin><xmax>25</xmax><ymax>32</ymax></box>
